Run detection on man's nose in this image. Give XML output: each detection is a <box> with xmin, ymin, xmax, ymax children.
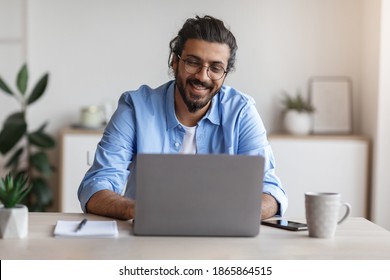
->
<box><xmin>195</xmin><ymin>66</ymin><xmax>210</xmax><ymax>81</ymax></box>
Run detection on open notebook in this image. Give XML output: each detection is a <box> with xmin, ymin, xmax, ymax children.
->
<box><xmin>54</xmin><ymin>220</ymin><xmax>118</xmax><ymax>238</ymax></box>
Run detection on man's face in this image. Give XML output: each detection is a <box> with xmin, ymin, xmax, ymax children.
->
<box><xmin>173</xmin><ymin>39</ymin><xmax>230</xmax><ymax>113</ymax></box>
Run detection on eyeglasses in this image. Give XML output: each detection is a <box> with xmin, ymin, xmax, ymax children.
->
<box><xmin>177</xmin><ymin>55</ymin><xmax>227</xmax><ymax>81</ymax></box>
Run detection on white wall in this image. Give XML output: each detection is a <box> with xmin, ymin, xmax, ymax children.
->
<box><xmin>0</xmin><ymin>0</ymin><xmax>385</xmax><ymax>220</ymax></box>
<box><xmin>372</xmin><ymin>0</ymin><xmax>390</xmax><ymax>229</ymax></box>
<box><xmin>360</xmin><ymin>0</ymin><xmax>380</xmax><ymax>136</ymax></box>
<box><xmin>0</xmin><ymin>0</ymin><xmax>26</xmax><ymax>176</ymax></box>
<box><xmin>0</xmin><ymin>0</ymin><xmax>26</xmax><ymax>123</ymax></box>
<box><xmin>22</xmin><ymin>0</ymin><xmax>366</xmax><ymax>133</ymax></box>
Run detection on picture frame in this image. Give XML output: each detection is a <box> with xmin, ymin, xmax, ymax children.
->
<box><xmin>309</xmin><ymin>77</ymin><xmax>352</xmax><ymax>134</ymax></box>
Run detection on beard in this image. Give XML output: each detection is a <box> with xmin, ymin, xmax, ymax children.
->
<box><xmin>175</xmin><ymin>69</ymin><xmax>221</xmax><ymax>113</ymax></box>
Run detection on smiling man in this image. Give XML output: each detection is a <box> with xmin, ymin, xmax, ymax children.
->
<box><xmin>78</xmin><ymin>15</ymin><xmax>288</xmax><ymax>221</ymax></box>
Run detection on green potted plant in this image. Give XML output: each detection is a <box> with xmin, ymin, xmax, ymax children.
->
<box><xmin>0</xmin><ymin>64</ymin><xmax>55</xmax><ymax>211</ymax></box>
<box><xmin>281</xmin><ymin>90</ymin><xmax>315</xmax><ymax>135</ymax></box>
<box><xmin>0</xmin><ymin>173</ymin><xmax>31</xmax><ymax>238</ymax></box>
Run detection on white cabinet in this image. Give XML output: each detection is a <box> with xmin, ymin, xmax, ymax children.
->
<box><xmin>59</xmin><ymin>129</ymin><xmax>102</xmax><ymax>213</ymax></box>
<box><xmin>269</xmin><ymin>135</ymin><xmax>370</xmax><ymax>218</ymax></box>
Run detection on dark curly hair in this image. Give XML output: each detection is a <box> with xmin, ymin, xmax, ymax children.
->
<box><xmin>169</xmin><ymin>15</ymin><xmax>238</xmax><ymax>72</ymax></box>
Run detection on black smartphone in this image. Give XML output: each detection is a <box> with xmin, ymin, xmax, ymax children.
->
<box><xmin>261</xmin><ymin>219</ymin><xmax>308</xmax><ymax>231</ymax></box>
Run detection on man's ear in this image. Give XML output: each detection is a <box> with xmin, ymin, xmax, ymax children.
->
<box><xmin>171</xmin><ymin>54</ymin><xmax>178</xmax><ymax>72</ymax></box>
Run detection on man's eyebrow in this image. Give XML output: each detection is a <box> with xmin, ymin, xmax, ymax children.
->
<box><xmin>185</xmin><ymin>55</ymin><xmax>226</xmax><ymax>66</ymax></box>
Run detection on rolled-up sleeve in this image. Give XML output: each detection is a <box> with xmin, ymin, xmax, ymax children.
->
<box><xmin>237</xmin><ymin>101</ymin><xmax>288</xmax><ymax>216</ymax></box>
<box><xmin>77</xmin><ymin>93</ymin><xmax>136</xmax><ymax>212</ymax></box>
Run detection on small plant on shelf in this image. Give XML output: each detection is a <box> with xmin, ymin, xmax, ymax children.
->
<box><xmin>281</xmin><ymin>90</ymin><xmax>314</xmax><ymax>135</ymax></box>
<box><xmin>281</xmin><ymin>91</ymin><xmax>315</xmax><ymax>113</ymax></box>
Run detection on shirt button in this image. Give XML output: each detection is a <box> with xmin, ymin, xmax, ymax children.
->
<box><xmin>174</xmin><ymin>142</ymin><xmax>180</xmax><ymax>148</ymax></box>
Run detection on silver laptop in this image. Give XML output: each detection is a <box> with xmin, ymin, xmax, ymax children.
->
<box><xmin>133</xmin><ymin>154</ymin><xmax>264</xmax><ymax>237</ymax></box>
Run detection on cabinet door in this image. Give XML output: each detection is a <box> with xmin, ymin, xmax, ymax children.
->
<box><xmin>269</xmin><ymin>137</ymin><xmax>369</xmax><ymax>218</ymax></box>
<box><xmin>60</xmin><ymin>133</ymin><xmax>102</xmax><ymax>212</ymax></box>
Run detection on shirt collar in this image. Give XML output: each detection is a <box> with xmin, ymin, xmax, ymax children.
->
<box><xmin>204</xmin><ymin>92</ymin><xmax>221</xmax><ymax>125</ymax></box>
<box><xmin>166</xmin><ymin>81</ymin><xmax>180</xmax><ymax>129</ymax></box>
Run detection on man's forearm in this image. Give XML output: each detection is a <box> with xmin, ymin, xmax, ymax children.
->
<box><xmin>86</xmin><ymin>190</ymin><xmax>277</xmax><ymax>221</ymax></box>
<box><xmin>261</xmin><ymin>193</ymin><xmax>278</xmax><ymax>220</ymax></box>
<box><xmin>86</xmin><ymin>189</ymin><xmax>135</xmax><ymax>220</ymax></box>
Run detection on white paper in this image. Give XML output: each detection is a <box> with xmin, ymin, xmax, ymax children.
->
<box><xmin>54</xmin><ymin>220</ymin><xmax>118</xmax><ymax>238</ymax></box>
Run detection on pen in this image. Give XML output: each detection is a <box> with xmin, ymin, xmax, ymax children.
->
<box><xmin>75</xmin><ymin>218</ymin><xmax>88</xmax><ymax>232</ymax></box>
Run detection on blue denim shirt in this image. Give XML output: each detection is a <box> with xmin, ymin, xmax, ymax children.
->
<box><xmin>78</xmin><ymin>81</ymin><xmax>288</xmax><ymax>214</ymax></box>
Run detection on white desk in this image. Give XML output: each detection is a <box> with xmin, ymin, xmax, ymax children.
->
<box><xmin>1</xmin><ymin>213</ymin><xmax>390</xmax><ymax>260</ymax></box>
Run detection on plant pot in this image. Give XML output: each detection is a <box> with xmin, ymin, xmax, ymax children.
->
<box><xmin>0</xmin><ymin>204</ymin><xmax>28</xmax><ymax>239</ymax></box>
<box><xmin>283</xmin><ymin>110</ymin><xmax>312</xmax><ymax>135</ymax></box>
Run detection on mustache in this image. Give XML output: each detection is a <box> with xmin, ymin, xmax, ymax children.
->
<box><xmin>187</xmin><ymin>78</ymin><xmax>213</xmax><ymax>89</ymax></box>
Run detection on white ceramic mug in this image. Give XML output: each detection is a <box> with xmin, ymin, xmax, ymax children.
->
<box><xmin>305</xmin><ymin>192</ymin><xmax>351</xmax><ymax>238</ymax></box>
<box><xmin>79</xmin><ymin>106</ymin><xmax>103</xmax><ymax>128</ymax></box>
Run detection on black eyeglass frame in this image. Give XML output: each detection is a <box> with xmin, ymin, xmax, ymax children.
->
<box><xmin>176</xmin><ymin>55</ymin><xmax>228</xmax><ymax>81</ymax></box>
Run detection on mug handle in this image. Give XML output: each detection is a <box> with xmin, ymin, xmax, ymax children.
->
<box><xmin>337</xmin><ymin>202</ymin><xmax>352</xmax><ymax>225</ymax></box>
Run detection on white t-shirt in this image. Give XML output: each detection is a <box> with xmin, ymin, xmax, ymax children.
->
<box><xmin>179</xmin><ymin>124</ymin><xmax>197</xmax><ymax>154</ymax></box>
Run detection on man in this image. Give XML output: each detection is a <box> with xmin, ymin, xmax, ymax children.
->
<box><xmin>78</xmin><ymin>15</ymin><xmax>287</xmax><ymax>221</ymax></box>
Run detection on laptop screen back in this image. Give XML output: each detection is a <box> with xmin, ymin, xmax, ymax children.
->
<box><xmin>133</xmin><ymin>154</ymin><xmax>264</xmax><ymax>237</ymax></box>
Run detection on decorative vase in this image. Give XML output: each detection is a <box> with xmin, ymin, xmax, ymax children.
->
<box><xmin>283</xmin><ymin>110</ymin><xmax>312</xmax><ymax>135</ymax></box>
<box><xmin>0</xmin><ymin>204</ymin><xmax>28</xmax><ymax>239</ymax></box>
